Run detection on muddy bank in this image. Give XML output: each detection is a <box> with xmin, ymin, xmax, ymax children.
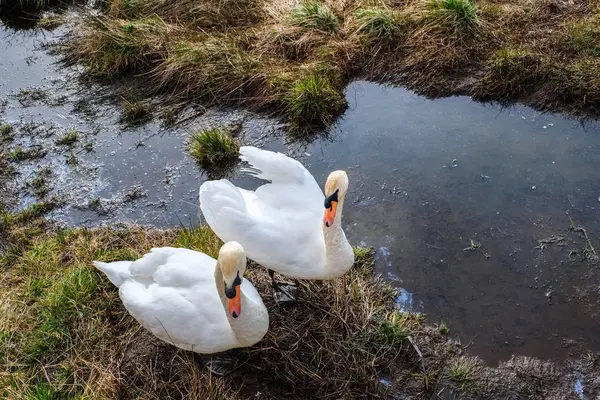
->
<box><xmin>57</xmin><ymin>0</ymin><xmax>600</xmax><ymax>134</ymax></box>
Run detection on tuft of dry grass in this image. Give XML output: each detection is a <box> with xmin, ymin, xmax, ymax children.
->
<box><xmin>108</xmin><ymin>0</ymin><xmax>264</xmax><ymax>29</ymax></box>
<box><xmin>152</xmin><ymin>35</ymin><xmax>263</xmax><ymax>103</ymax></box>
<box><xmin>64</xmin><ymin>15</ymin><xmax>174</xmax><ymax>78</ymax></box>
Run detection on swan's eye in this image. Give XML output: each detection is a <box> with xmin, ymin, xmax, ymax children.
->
<box><xmin>324</xmin><ymin>189</ymin><xmax>339</xmax><ymax>209</ymax></box>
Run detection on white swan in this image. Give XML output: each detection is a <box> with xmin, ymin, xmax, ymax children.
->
<box><xmin>199</xmin><ymin>146</ymin><xmax>354</xmax><ymax>293</ymax></box>
<box><xmin>93</xmin><ymin>241</ymin><xmax>269</xmax><ymax>354</ymax></box>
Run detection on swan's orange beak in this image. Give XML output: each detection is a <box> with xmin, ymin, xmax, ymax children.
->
<box><xmin>324</xmin><ymin>200</ymin><xmax>337</xmax><ymax>227</ymax></box>
<box><xmin>228</xmin><ymin>285</ymin><xmax>241</xmax><ymax>318</ymax></box>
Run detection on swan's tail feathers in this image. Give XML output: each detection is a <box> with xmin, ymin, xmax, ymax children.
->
<box><xmin>93</xmin><ymin>260</ymin><xmax>132</xmax><ymax>288</ymax></box>
<box><xmin>239</xmin><ymin>146</ymin><xmax>306</xmax><ymax>185</ymax></box>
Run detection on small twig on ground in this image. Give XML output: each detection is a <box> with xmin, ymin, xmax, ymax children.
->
<box><xmin>570</xmin><ymin>225</ymin><xmax>599</xmax><ymax>262</ymax></box>
<box><xmin>463</xmin><ymin>334</ymin><xmax>478</xmax><ymax>350</ymax></box>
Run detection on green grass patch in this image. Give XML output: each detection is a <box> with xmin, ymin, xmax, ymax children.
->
<box><xmin>25</xmin><ymin>276</ymin><xmax>53</xmax><ymax>299</ymax></box>
<box><xmin>445</xmin><ymin>356</ymin><xmax>480</xmax><ymax>391</ymax></box>
<box><xmin>567</xmin><ymin>18</ymin><xmax>600</xmax><ymax>56</ymax></box>
<box><xmin>426</xmin><ymin>0</ymin><xmax>480</xmax><ymax>35</ymax></box>
<box><xmin>8</xmin><ymin>145</ymin><xmax>47</xmax><ymax>162</ymax></box>
<box><xmin>375</xmin><ymin>310</ymin><xmax>424</xmax><ymax>345</ymax></box>
<box><xmin>0</xmin><ymin>123</ymin><xmax>13</xmax><ymax>139</ymax></box>
<box><xmin>55</xmin><ymin>129</ymin><xmax>79</xmax><ymax>146</ymax></box>
<box><xmin>119</xmin><ymin>99</ymin><xmax>151</xmax><ymax>125</ymax></box>
<box><xmin>83</xmin><ymin>142</ymin><xmax>93</xmax><ymax>152</ymax></box>
<box><xmin>355</xmin><ymin>8</ymin><xmax>406</xmax><ymax>42</ymax></box>
<box><xmin>282</xmin><ymin>74</ymin><xmax>347</xmax><ymax>127</ymax></box>
<box><xmin>439</xmin><ymin>321</ymin><xmax>449</xmax><ymax>334</ymax></box>
<box><xmin>291</xmin><ymin>1</ymin><xmax>340</xmax><ymax>34</ymax></box>
<box><xmin>189</xmin><ymin>126</ymin><xmax>240</xmax><ymax>169</ymax></box>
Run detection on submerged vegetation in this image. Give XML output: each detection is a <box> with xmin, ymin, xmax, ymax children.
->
<box><xmin>55</xmin><ymin>129</ymin><xmax>79</xmax><ymax>146</ymax></box>
<box><xmin>60</xmin><ymin>0</ymin><xmax>600</xmax><ymax>133</ymax></box>
<box><xmin>7</xmin><ymin>145</ymin><xmax>46</xmax><ymax>162</ymax></box>
<box><xmin>27</xmin><ymin>166</ymin><xmax>53</xmax><ymax>198</ymax></box>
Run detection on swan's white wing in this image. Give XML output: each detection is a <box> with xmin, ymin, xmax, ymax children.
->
<box><xmin>239</xmin><ymin>146</ymin><xmax>324</xmax><ymax>217</ymax></box>
<box><xmin>199</xmin><ymin>147</ymin><xmax>328</xmax><ymax>277</ymax></box>
<box><xmin>200</xmin><ymin>181</ymin><xmax>325</xmax><ymax>276</ymax></box>
<box><xmin>119</xmin><ymin>248</ymin><xmax>237</xmax><ymax>353</ymax></box>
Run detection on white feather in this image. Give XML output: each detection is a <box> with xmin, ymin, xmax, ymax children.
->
<box><xmin>93</xmin><ymin>246</ymin><xmax>268</xmax><ymax>354</ymax></box>
<box><xmin>200</xmin><ymin>146</ymin><xmax>354</xmax><ymax>280</ymax></box>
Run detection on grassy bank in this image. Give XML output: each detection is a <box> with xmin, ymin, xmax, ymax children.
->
<box><xmin>61</xmin><ymin>0</ymin><xmax>600</xmax><ymax>133</ymax></box>
<box><xmin>0</xmin><ymin>199</ymin><xmax>596</xmax><ymax>399</ymax></box>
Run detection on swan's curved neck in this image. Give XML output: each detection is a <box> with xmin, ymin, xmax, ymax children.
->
<box><xmin>322</xmin><ymin>194</ymin><xmax>353</xmax><ymax>277</ymax></box>
<box><xmin>214</xmin><ymin>263</ymin><xmax>265</xmax><ymax>346</ymax></box>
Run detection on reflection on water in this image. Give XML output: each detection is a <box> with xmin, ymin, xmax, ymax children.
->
<box><xmin>3</xmin><ymin>20</ymin><xmax>600</xmax><ymax>364</ymax></box>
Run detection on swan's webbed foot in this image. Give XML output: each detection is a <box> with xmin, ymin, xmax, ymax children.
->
<box><xmin>268</xmin><ymin>269</ymin><xmax>298</xmax><ymax>306</ymax></box>
<box><xmin>273</xmin><ymin>283</ymin><xmax>298</xmax><ymax>306</ymax></box>
<box><xmin>198</xmin><ymin>354</ymin><xmax>235</xmax><ymax>376</ymax></box>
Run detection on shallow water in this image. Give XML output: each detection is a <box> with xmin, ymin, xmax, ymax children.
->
<box><xmin>2</xmin><ymin>19</ymin><xmax>600</xmax><ymax>365</ymax></box>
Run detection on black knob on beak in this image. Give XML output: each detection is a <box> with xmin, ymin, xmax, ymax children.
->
<box><xmin>225</xmin><ymin>285</ymin><xmax>237</xmax><ymax>299</ymax></box>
